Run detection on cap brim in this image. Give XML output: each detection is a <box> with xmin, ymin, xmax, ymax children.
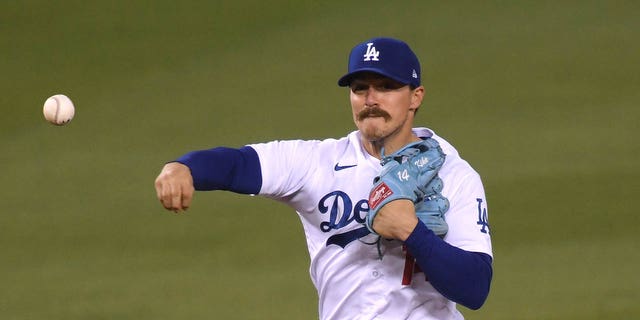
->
<box><xmin>337</xmin><ymin>68</ymin><xmax>410</xmax><ymax>87</ymax></box>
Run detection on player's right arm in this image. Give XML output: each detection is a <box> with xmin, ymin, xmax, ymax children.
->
<box><xmin>154</xmin><ymin>146</ymin><xmax>263</xmax><ymax>212</ymax></box>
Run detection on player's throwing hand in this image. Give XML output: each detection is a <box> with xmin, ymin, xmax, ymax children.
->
<box><xmin>154</xmin><ymin>162</ymin><xmax>195</xmax><ymax>213</ymax></box>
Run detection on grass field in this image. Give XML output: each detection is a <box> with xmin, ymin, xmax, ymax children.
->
<box><xmin>2</xmin><ymin>1</ymin><xmax>639</xmax><ymax>319</ymax></box>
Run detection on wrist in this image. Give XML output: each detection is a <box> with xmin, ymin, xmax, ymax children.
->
<box><xmin>395</xmin><ymin>218</ymin><xmax>419</xmax><ymax>241</ymax></box>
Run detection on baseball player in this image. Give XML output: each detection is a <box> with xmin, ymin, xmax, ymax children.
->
<box><xmin>155</xmin><ymin>37</ymin><xmax>493</xmax><ymax>320</ymax></box>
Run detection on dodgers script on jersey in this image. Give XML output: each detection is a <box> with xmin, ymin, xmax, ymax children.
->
<box><xmin>249</xmin><ymin>128</ymin><xmax>492</xmax><ymax>320</ymax></box>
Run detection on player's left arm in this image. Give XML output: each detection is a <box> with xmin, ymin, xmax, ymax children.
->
<box><xmin>373</xmin><ymin>196</ymin><xmax>492</xmax><ymax>310</ymax></box>
<box><xmin>404</xmin><ymin>171</ymin><xmax>492</xmax><ymax>310</ymax></box>
<box><xmin>405</xmin><ymin>224</ymin><xmax>492</xmax><ymax>310</ymax></box>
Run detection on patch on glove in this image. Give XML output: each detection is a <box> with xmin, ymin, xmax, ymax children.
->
<box><xmin>370</xmin><ymin>182</ymin><xmax>394</xmax><ymax>210</ymax></box>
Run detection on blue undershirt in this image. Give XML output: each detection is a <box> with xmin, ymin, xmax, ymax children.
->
<box><xmin>404</xmin><ymin>222</ymin><xmax>492</xmax><ymax>309</ymax></box>
<box><xmin>175</xmin><ymin>146</ymin><xmax>262</xmax><ymax>194</ymax></box>
<box><xmin>174</xmin><ymin>146</ymin><xmax>492</xmax><ymax>309</ymax></box>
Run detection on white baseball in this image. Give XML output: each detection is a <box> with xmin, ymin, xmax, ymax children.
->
<box><xmin>43</xmin><ymin>94</ymin><xmax>75</xmax><ymax>125</ymax></box>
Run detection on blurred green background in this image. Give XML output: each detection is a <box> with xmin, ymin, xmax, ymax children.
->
<box><xmin>2</xmin><ymin>1</ymin><xmax>638</xmax><ymax>319</ymax></box>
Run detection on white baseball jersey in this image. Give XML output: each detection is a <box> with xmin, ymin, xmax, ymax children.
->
<box><xmin>249</xmin><ymin>127</ymin><xmax>492</xmax><ymax>320</ymax></box>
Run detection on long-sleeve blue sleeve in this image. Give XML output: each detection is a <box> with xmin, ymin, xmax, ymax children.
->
<box><xmin>174</xmin><ymin>146</ymin><xmax>262</xmax><ymax>194</ymax></box>
<box><xmin>404</xmin><ymin>221</ymin><xmax>493</xmax><ymax>310</ymax></box>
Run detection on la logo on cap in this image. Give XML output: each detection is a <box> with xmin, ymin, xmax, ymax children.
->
<box><xmin>363</xmin><ymin>43</ymin><xmax>380</xmax><ymax>61</ymax></box>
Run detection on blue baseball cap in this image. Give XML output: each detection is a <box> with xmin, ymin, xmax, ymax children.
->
<box><xmin>338</xmin><ymin>37</ymin><xmax>421</xmax><ymax>87</ymax></box>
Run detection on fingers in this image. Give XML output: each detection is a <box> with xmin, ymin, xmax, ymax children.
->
<box><xmin>168</xmin><ymin>183</ymin><xmax>192</xmax><ymax>213</ymax></box>
<box><xmin>154</xmin><ymin>162</ymin><xmax>195</xmax><ymax>213</ymax></box>
<box><xmin>178</xmin><ymin>184</ymin><xmax>193</xmax><ymax>211</ymax></box>
<box><xmin>161</xmin><ymin>182</ymin><xmax>192</xmax><ymax>213</ymax></box>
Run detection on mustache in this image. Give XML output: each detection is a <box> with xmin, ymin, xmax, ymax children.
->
<box><xmin>357</xmin><ymin>107</ymin><xmax>391</xmax><ymax>121</ymax></box>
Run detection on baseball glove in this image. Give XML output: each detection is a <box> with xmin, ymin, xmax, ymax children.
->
<box><xmin>366</xmin><ymin>138</ymin><xmax>449</xmax><ymax>236</ymax></box>
<box><xmin>415</xmin><ymin>176</ymin><xmax>449</xmax><ymax>236</ymax></box>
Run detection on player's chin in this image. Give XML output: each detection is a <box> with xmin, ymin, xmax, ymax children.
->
<box><xmin>357</xmin><ymin>119</ymin><xmax>388</xmax><ymax>141</ymax></box>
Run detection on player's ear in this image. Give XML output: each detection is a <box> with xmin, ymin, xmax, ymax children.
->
<box><xmin>409</xmin><ymin>86</ymin><xmax>424</xmax><ymax>112</ymax></box>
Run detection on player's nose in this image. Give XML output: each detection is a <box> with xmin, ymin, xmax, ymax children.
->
<box><xmin>364</xmin><ymin>87</ymin><xmax>379</xmax><ymax>107</ymax></box>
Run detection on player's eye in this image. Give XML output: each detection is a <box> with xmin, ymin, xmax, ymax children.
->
<box><xmin>350</xmin><ymin>84</ymin><xmax>369</xmax><ymax>93</ymax></box>
<box><xmin>378</xmin><ymin>81</ymin><xmax>405</xmax><ymax>91</ymax></box>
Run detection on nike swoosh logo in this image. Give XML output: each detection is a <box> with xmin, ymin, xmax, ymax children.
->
<box><xmin>334</xmin><ymin>163</ymin><xmax>357</xmax><ymax>171</ymax></box>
